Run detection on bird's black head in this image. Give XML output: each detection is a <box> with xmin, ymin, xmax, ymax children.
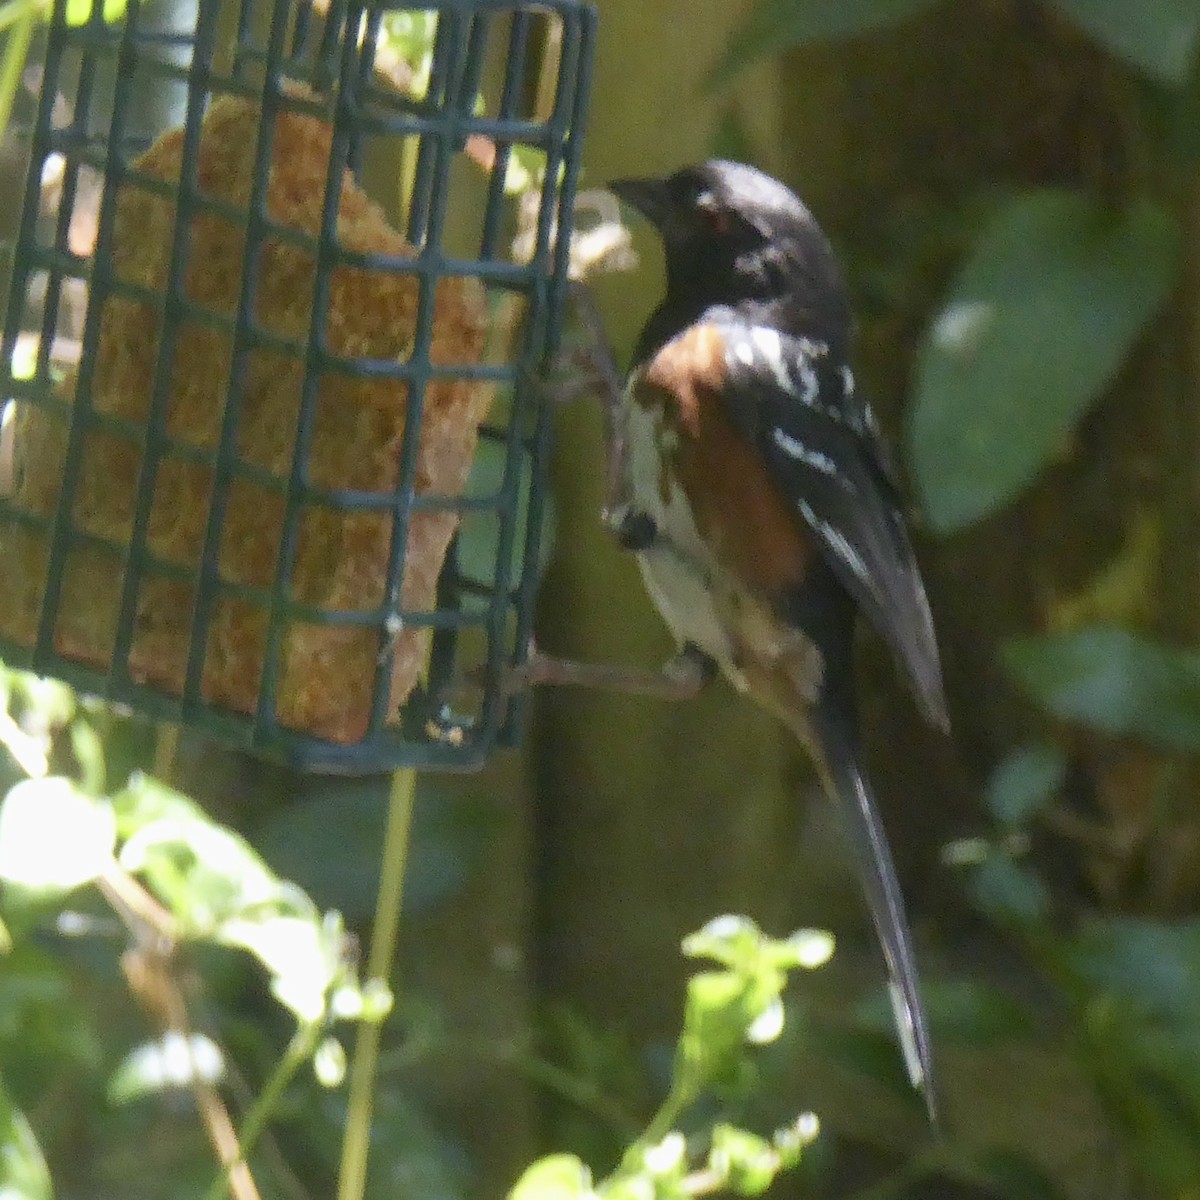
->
<box><xmin>609</xmin><ymin>160</ymin><xmax>851</xmax><ymax>352</ymax></box>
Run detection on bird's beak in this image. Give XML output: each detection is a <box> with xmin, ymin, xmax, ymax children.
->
<box><xmin>608</xmin><ymin>176</ymin><xmax>671</xmax><ymax>229</ymax></box>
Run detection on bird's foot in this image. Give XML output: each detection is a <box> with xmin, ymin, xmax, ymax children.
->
<box><xmin>497</xmin><ymin>637</ymin><xmax>712</xmax><ymax>701</ymax></box>
<box><xmin>604</xmin><ymin>505</ymin><xmax>658</xmax><ymax>551</ymax></box>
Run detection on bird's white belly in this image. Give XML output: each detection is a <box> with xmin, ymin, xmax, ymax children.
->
<box><xmin>620</xmin><ymin>398</ymin><xmax>740</xmax><ymax>675</ymax></box>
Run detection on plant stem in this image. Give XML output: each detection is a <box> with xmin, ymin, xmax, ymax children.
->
<box><xmin>201</xmin><ymin>1026</ymin><xmax>318</xmax><ymax>1200</ymax></box>
<box><xmin>336</xmin><ymin>767</ymin><xmax>418</xmax><ymax>1200</ymax></box>
<box><xmin>634</xmin><ymin>1077</ymin><xmax>699</xmax><ymax>1154</ymax></box>
<box><xmin>0</xmin><ymin>0</ymin><xmax>37</xmax><ymax>138</ymax></box>
<box><xmin>153</xmin><ymin>721</ymin><xmax>180</xmax><ymax>783</ymax></box>
<box><xmin>0</xmin><ymin>0</ymin><xmax>39</xmax><ymax>38</ymax></box>
<box><xmin>515</xmin><ymin>1052</ymin><xmax>641</xmax><ymax>1138</ymax></box>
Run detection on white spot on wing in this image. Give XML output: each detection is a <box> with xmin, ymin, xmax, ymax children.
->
<box><xmin>749</xmin><ymin>327</ymin><xmax>791</xmax><ymax>391</ymax></box>
<box><xmin>823</xmin><ymin>525</ymin><xmax>871</xmax><ymax>584</ymax></box>
<box><xmin>771</xmin><ymin>427</ymin><xmax>836</xmax><ymax>475</ymax></box>
<box><xmin>797</xmin><ymin>500</ymin><xmax>870</xmax><ymax>585</ymax></box>
<box><xmin>751</xmin><ymin>326</ymin><xmax>783</xmax><ymax>359</ymax></box>
<box><xmin>888</xmin><ymin>981</ymin><xmax>925</xmax><ymax>1088</ymax></box>
<box><xmin>792</xmin><ymin>340</ymin><xmax>830</xmax><ymax>409</ymax></box>
<box><xmin>794</xmin><ymin>355</ymin><xmax>819</xmax><ymax>406</ymax></box>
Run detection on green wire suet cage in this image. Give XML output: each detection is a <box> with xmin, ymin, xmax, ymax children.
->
<box><xmin>0</xmin><ymin>0</ymin><xmax>595</xmax><ymax>771</ymax></box>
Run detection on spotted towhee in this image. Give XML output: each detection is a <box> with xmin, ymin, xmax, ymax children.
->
<box><xmin>607</xmin><ymin>161</ymin><xmax>949</xmax><ymax>1120</ymax></box>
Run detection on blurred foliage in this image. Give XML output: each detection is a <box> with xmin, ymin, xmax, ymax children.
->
<box><xmin>716</xmin><ymin>0</ymin><xmax>1200</xmax><ymax>89</ymax></box>
<box><xmin>1004</xmin><ymin>626</ymin><xmax>1200</xmax><ymax>750</ymax></box>
<box><xmin>908</xmin><ymin>192</ymin><xmax>1179</xmax><ymax>531</ymax></box>
<box><xmin>509</xmin><ymin>918</ymin><xmax>827</xmax><ymax>1200</ymax></box>
<box><xmin>0</xmin><ymin>666</ymin><xmax>835</xmax><ymax>1200</ymax></box>
<box><xmin>0</xmin><ymin>0</ymin><xmax>127</xmax><ymax>152</ymax></box>
<box><xmin>0</xmin><ymin>663</ymin><xmax>393</xmax><ymax>1198</ymax></box>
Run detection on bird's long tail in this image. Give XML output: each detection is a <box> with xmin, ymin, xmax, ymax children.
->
<box><xmin>806</xmin><ymin>701</ymin><xmax>937</xmax><ymax>1124</ymax></box>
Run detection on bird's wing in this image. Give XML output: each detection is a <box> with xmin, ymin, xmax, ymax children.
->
<box><xmin>718</xmin><ymin>319</ymin><xmax>948</xmax><ymax>732</ymax></box>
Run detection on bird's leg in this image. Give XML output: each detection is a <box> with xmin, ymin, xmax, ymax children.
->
<box><xmin>532</xmin><ymin>344</ymin><xmax>609</xmax><ymax>407</ymax></box>
<box><xmin>537</xmin><ymin>282</ymin><xmax>632</xmax><ymax>518</ymax></box>
<box><xmin>565</xmin><ymin>282</ymin><xmax>633</xmax><ymax>523</ymax></box>
<box><xmin>523</xmin><ymin>281</ymin><xmax>632</xmax><ymax>524</ymax></box>
<box><xmin>504</xmin><ymin>639</ymin><xmax>717</xmax><ymax>701</ymax></box>
<box><xmin>491</xmin><ymin>286</ymin><xmax>718</xmax><ymax>702</ymax></box>
<box><xmin>530</xmin><ymin>283</ymin><xmax>624</xmax><ymax>405</ymax></box>
<box><xmin>560</xmin><ymin>288</ymin><xmax>712</xmax><ymax>576</ymax></box>
<box><xmin>433</xmin><ymin>641</ymin><xmax>716</xmax><ymax>711</ymax></box>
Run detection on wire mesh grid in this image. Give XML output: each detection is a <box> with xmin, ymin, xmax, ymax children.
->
<box><xmin>0</xmin><ymin>0</ymin><xmax>595</xmax><ymax>771</ymax></box>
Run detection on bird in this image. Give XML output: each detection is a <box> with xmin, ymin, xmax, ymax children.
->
<box><xmin>606</xmin><ymin>160</ymin><xmax>949</xmax><ymax>1121</ymax></box>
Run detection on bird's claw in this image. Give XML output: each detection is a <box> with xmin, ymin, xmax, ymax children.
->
<box><xmin>666</xmin><ymin>642</ymin><xmax>719</xmax><ymax>689</ymax></box>
<box><xmin>523</xmin><ymin>348</ymin><xmax>604</xmax><ymax>409</ymax></box>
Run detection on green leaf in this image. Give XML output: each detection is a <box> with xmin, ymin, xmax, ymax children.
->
<box><xmin>505</xmin><ymin>145</ymin><xmax>548</xmax><ymax>196</ymax></box>
<box><xmin>968</xmin><ymin>852</ymin><xmax>1049</xmax><ymax>925</ymax></box>
<box><xmin>683</xmin><ymin>914</ymin><xmax>765</xmax><ymax>969</ymax></box>
<box><xmin>108</xmin><ymin>1032</ymin><xmax>224</xmax><ymax>1104</ymax></box>
<box><xmin>1003</xmin><ymin>626</ymin><xmax>1200</xmax><ymax>749</ymax></box>
<box><xmin>710</xmin><ymin>0</ymin><xmax>939</xmax><ymax>86</ymax></box>
<box><xmin>596</xmin><ymin>1183</ymin><xmax>649</xmax><ymax>1200</ymax></box>
<box><xmin>68</xmin><ymin>719</ymin><xmax>106</xmax><ymax>796</ymax></box>
<box><xmin>771</xmin><ymin>1113</ymin><xmax>819</xmax><ymax>1168</ymax></box>
<box><xmin>770</xmin><ymin>928</ymin><xmax>835</xmax><ymax>971</ymax></box>
<box><xmin>984</xmin><ymin>743</ymin><xmax>1068</xmax><ymax>826</ymax></box>
<box><xmin>379</xmin><ymin>8</ymin><xmax>439</xmax><ymax>64</ymax></box>
<box><xmin>114</xmin><ymin>773</ymin><xmax>309</xmax><ymax>934</ymax></box>
<box><xmin>508</xmin><ymin>1154</ymin><xmax>594</xmax><ymax>1200</ymax></box>
<box><xmin>626</xmin><ymin>1132</ymin><xmax>688</xmax><ymax>1185</ymax></box>
<box><xmin>678</xmin><ymin>969</ymin><xmax>754</xmax><ymax>1084</ymax></box>
<box><xmin>218</xmin><ymin>912</ymin><xmax>345</xmax><ymax>1025</ymax></box>
<box><xmin>0</xmin><ymin>777</ymin><xmax>115</xmax><ymax>892</ymax></box>
<box><xmin>1069</xmin><ymin>918</ymin><xmax>1200</xmax><ymax>1024</ymax></box>
<box><xmin>709</xmin><ymin>1125</ymin><xmax>780</xmax><ymax>1196</ymax></box>
<box><xmin>1049</xmin><ymin>0</ymin><xmax>1200</xmax><ymax>86</ymax></box>
<box><xmin>675</xmin><ymin>916</ymin><xmax>827</xmax><ymax>1083</ymax></box>
<box><xmin>0</xmin><ymin>1072</ymin><xmax>52</xmax><ymax>1200</ymax></box>
<box><xmin>8</xmin><ymin>674</ymin><xmax>74</xmax><ymax>729</ymax></box>
<box><xmin>118</xmin><ymin>814</ymin><xmax>287</xmax><ymax>930</ymax></box>
<box><xmin>0</xmin><ymin>944</ymin><xmax>100</xmax><ymax>1074</ymax></box>
<box><xmin>1078</xmin><ymin>994</ymin><xmax>1200</xmax><ymax>1190</ymax></box>
<box><xmin>112</xmin><ymin>772</ymin><xmax>359</xmax><ymax>1026</ymax></box>
<box><xmin>908</xmin><ymin>191</ymin><xmax>1179</xmax><ymax>531</ymax></box>
<box><xmin>312</xmin><ymin>1036</ymin><xmax>346</xmax><ymax>1088</ymax></box>
<box><xmin>64</xmin><ymin>0</ymin><xmax>128</xmax><ymax>25</ymax></box>
<box><xmin>682</xmin><ymin>914</ymin><xmax>832</xmax><ymax>974</ymax></box>
<box><xmin>110</xmin><ymin>771</ymin><xmax>208</xmax><ymax>838</ymax></box>
<box><xmin>975</xmin><ymin>1148</ymin><xmax>1071</xmax><ymax>1200</ymax></box>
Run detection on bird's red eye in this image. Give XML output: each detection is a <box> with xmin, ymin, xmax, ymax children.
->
<box><xmin>698</xmin><ymin>203</ymin><xmax>731</xmax><ymax>235</ymax></box>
